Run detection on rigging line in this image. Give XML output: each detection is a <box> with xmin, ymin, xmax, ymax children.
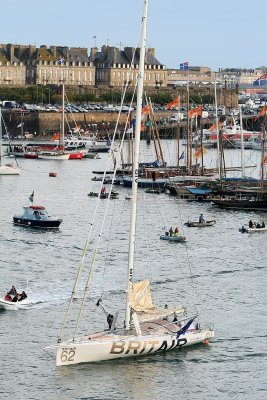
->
<box><xmin>99</xmin><ymin>196</ymin><xmax>119</xmax><ymax>297</ymax></box>
<box><xmin>175</xmin><ymin>197</ymin><xmax>199</xmax><ymax>314</ymax></box>
<box><xmin>65</xmin><ymin>92</ymin><xmax>81</xmax><ymax>133</ymax></box>
<box><xmin>1</xmin><ymin>114</ymin><xmax>20</xmax><ymax>168</ymax></box>
<box><xmin>64</xmin><ymin>25</ymin><xmax>143</xmax><ymax>339</ymax></box>
<box><xmin>72</xmin><ymin>73</ymin><xmax>138</xmax><ymax>339</ymax></box>
<box><xmin>59</xmin><ymin>104</ymin><xmax>127</xmax><ymax>339</ymax></box>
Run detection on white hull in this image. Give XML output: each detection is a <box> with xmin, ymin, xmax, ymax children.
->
<box><xmin>0</xmin><ymin>298</ymin><xmax>30</xmax><ymax>310</ymax></box>
<box><xmin>38</xmin><ymin>153</ymin><xmax>69</xmax><ymax>160</ymax></box>
<box><xmin>55</xmin><ymin>328</ymin><xmax>214</xmax><ymax>366</ymax></box>
<box><xmin>0</xmin><ymin>165</ymin><xmax>20</xmax><ymax>175</ymax></box>
<box><xmin>240</xmin><ymin>227</ymin><xmax>267</xmax><ymax>233</ymax></box>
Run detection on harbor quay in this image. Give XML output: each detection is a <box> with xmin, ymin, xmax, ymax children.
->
<box><xmin>2</xmin><ymin>108</ymin><xmax>260</xmax><ymax>140</ymax></box>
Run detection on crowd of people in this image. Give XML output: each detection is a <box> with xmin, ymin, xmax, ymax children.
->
<box><xmin>4</xmin><ymin>286</ymin><xmax>27</xmax><ymax>302</ymax></box>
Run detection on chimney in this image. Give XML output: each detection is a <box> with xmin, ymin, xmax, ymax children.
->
<box><xmin>7</xmin><ymin>44</ymin><xmax>15</xmax><ymax>61</ymax></box>
<box><xmin>90</xmin><ymin>47</ymin><xmax>98</xmax><ymax>62</ymax></box>
<box><xmin>148</xmin><ymin>48</ymin><xmax>155</xmax><ymax>57</ymax></box>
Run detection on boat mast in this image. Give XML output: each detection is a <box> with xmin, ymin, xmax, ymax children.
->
<box><xmin>125</xmin><ymin>0</ymin><xmax>148</xmax><ymax>331</ymax></box>
<box><xmin>60</xmin><ymin>82</ymin><xmax>65</xmax><ymax>148</ymax></box>
<box><xmin>239</xmin><ymin>105</ymin><xmax>245</xmax><ymax>178</ymax></box>
<box><xmin>214</xmin><ymin>75</ymin><xmax>221</xmax><ymax>179</ymax></box>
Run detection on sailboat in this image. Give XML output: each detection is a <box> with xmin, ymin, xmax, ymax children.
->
<box><xmin>0</xmin><ymin>108</ymin><xmax>21</xmax><ymax>175</ymax></box>
<box><xmin>38</xmin><ymin>84</ymin><xmax>69</xmax><ymax>160</ymax></box>
<box><xmin>52</xmin><ymin>0</ymin><xmax>214</xmax><ymax>366</ymax></box>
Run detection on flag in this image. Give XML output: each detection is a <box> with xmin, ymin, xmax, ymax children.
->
<box><xmin>180</xmin><ymin>61</ymin><xmax>189</xmax><ymax>70</ymax></box>
<box><xmin>58</xmin><ymin>57</ymin><xmax>65</xmax><ymax>64</ymax></box>
<box><xmin>51</xmin><ymin>132</ymin><xmax>60</xmax><ymax>142</ymax></box>
<box><xmin>188</xmin><ymin>105</ymin><xmax>202</xmax><ymax>118</ymax></box>
<box><xmin>176</xmin><ymin>316</ymin><xmax>196</xmax><ymax>338</ymax></box>
<box><xmin>179</xmin><ymin>150</ymin><xmax>185</xmax><ymax>160</ymax></box>
<box><xmin>165</xmin><ymin>97</ymin><xmax>179</xmax><ymax>110</ymax></box>
<box><xmin>194</xmin><ymin>146</ymin><xmax>208</xmax><ymax>159</ymax></box>
<box><xmin>141</xmin><ymin>105</ymin><xmax>150</xmax><ymax>115</ymax></box>
<box><xmin>253</xmin><ymin>74</ymin><xmax>267</xmax><ymax>86</ymax></box>
<box><xmin>29</xmin><ymin>191</ymin><xmax>34</xmax><ymax>203</ymax></box>
<box><xmin>209</xmin><ymin>122</ymin><xmax>221</xmax><ymax>132</ymax></box>
<box><xmin>141</xmin><ymin>121</ymin><xmax>145</xmax><ymax>132</ymax></box>
<box><xmin>254</xmin><ymin>106</ymin><xmax>266</xmax><ymax>122</ymax></box>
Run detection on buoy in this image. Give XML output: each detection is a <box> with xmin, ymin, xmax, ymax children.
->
<box><xmin>49</xmin><ymin>172</ymin><xmax>57</xmax><ymax>177</ymax></box>
<box><xmin>203</xmin><ymin>338</ymin><xmax>209</xmax><ymax>346</ymax></box>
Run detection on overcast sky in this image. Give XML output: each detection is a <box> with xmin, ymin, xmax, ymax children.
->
<box><xmin>1</xmin><ymin>0</ymin><xmax>266</xmax><ymax>70</ymax></box>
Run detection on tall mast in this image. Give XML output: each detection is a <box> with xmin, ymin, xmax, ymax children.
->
<box><xmin>239</xmin><ymin>105</ymin><xmax>245</xmax><ymax>178</ymax></box>
<box><xmin>125</xmin><ymin>0</ymin><xmax>148</xmax><ymax>331</ymax></box>
<box><xmin>60</xmin><ymin>82</ymin><xmax>65</xmax><ymax>148</ymax></box>
<box><xmin>214</xmin><ymin>75</ymin><xmax>221</xmax><ymax>179</ymax></box>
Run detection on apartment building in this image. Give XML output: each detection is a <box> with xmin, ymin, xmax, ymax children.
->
<box><xmin>90</xmin><ymin>45</ymin><xmax>167</xmax><ymax>88</ymax></box>
<box><xmin>0</xmin><ymin>44</ymin><xmax>95</xmax><ymax>86</ymax></box>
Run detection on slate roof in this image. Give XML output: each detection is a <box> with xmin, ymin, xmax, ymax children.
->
<box><xmin>91</xmin><ymin>46</ymin><xmax>164</xmax><ymax>67</ymax></box>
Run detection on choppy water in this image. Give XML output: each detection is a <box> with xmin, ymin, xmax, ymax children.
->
<box><xmin>0</xmin><ymin>142</ymin><xmax>266</xmax><ymax>400</ymax></box>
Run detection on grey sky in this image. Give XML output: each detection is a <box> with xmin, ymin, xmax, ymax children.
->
<box><xmin>1</xmin><ymin>0</ymin><xmax>266</xmax><ymax>70</ymax></box>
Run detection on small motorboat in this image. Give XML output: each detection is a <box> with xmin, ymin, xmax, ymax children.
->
<box><xmin>88</xmin><ymin>191</ymin><xmax>119</xmax><ymax>199</ymax></box>
<box><xmin>239</xmin><ymin>225</ymin><xmax>267</xmax><ymax>233</ymax></box>
<box><xmin>13</xmin><ymin>205</ymin><xmax>62</xmax><ymax>228</ymax></box>
<box><xmin>0</xmin><ymin>289</ymin><xmax>30</xmax><ymax>311</ymax></box>
<box><xmin>145</xmin><ymin>188</ymin><xmax>165</xmax><ymax>194</ymax></box>
<box><xmin>49</xmin><ymin>172</ymin><xmax>57</xmax><ymax>177</ymax></box>
<box><xmin>160</xmin><ymin>233</ymin><xmax>186</xmax><ymax>242</ymax></box>
<box><xmin>0</xmin><ymin>297</ymin><xmax>31</xmax><ymax>310</ymax></box>
<box><xmin>184</xmin><ymin>220</ymin><xmax>216</xmax><ymax>227</ymax></box>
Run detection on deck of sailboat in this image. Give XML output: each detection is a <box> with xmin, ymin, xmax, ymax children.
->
<box><xmin>81</xmin><ymin>320</ymin><xmax>178</xmax><ymax>341</ymax></box>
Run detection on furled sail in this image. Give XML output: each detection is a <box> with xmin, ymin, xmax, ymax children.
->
<box><xmin>130</xmin><ymin>280</ymin><xmax>185</xmax><ymax>324</ymax></box>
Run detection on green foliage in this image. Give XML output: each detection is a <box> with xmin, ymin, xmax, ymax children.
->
<box><xmin>0</xmin><ymin>86</ymin><xmax>215</xmax><ymax>106</ymax></box>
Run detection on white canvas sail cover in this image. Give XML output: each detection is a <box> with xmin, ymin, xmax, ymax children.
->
<box><xmin>130</xmin><ymin>280</ymin><xmax>185</xmax><ymax>324</ymax></box>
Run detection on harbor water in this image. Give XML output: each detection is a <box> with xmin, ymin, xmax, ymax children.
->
<box><xmin>0</xmin><ymin>142</ymin><xmax>266</xmax><ymax>400</ymax></box>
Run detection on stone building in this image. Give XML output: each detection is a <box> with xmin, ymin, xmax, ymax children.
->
<box><xmin>167</xmin><ymin>66</ymin><xmax>216</xmax><ymax>86</ymax></box>
<box><xmin>217</xmin><ymin>68</ymin><xmax>266</xmax><ymax>87</ymax></box>
<box><xmin>36</xmin><ymin>45</ymin><xmax>95</xmax><ymax>86</ymax></box>
<box><xmin>0</xmin><ymin>43</ymin><xmax>95</xmax><ymax>87</ymax></box>
<box><xmin>90</xmin><ymin>45</ymin><xmax>167</xmax><ymax>88</ymax></box>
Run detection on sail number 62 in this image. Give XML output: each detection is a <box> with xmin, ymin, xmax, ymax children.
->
<box><xmin>61</xmin><ymin>348</ymin><xmax>76</xmax><ymax>362</ymax></box>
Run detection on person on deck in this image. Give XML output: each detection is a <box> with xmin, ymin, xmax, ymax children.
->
<box><xmin>107</xmin><ymin>313</ymin><xmax>114</xmax><ymax>330</ymax></box>
<box><xmin>199</xmin><ymin>214</ymin><xmax>204</xmax><ymax>223</ymax></box>
<box><xmin>101</xmin><ymin>187</ymin><xmax>106</xmax><ymax>194</ymax></box>
<box><xmin>18</xmin><ymin>291</ymin><xmax>27</xmax><ymax>302</ymax></box>
<box><xmin>169</xmin><ymin>227</ymin><xmax>173</xmax><ymax>237</ymax></box>
<box><xmin>8</xmin><ymin>286</ymin><xmax>17</xmax><ymax>297</ymax></box>
<box><xmin>249</xmin><ymin>220</ymin><xmax>253</xmax><ymax>228</ymax></box>
<box><xmin>174</xmin><ymin>227</ymin><xmax>179</xmax><ymax>235</ymax></box>
<box><xmin>262</xmin><ymin>221</ymin><xmax>265</xmax><ymax>228</ymax></box>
